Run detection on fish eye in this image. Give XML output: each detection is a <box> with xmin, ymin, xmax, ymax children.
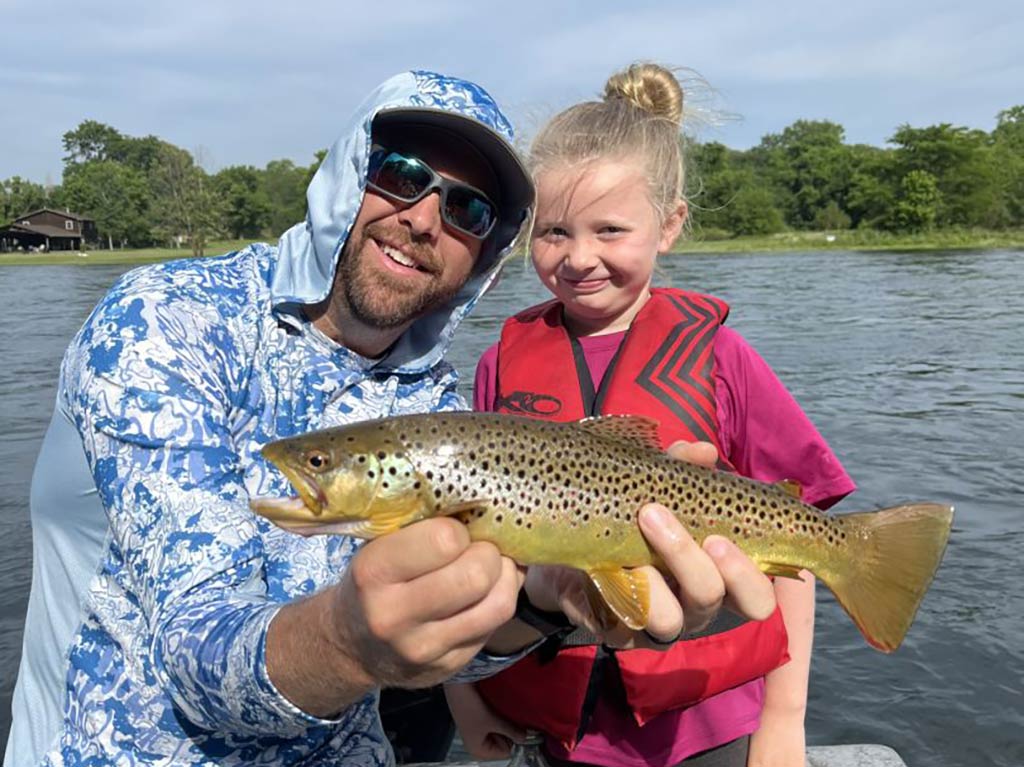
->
<box><xmin>305</xmin><ymin>450</ymin><xmax>331</xmax><ymax>472</ymax></box>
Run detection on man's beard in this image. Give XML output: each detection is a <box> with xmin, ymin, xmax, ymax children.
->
<box><xmin>337</xmin><ymin>223</ymin><xmax>465</xmax><ymax>330</ymax></box>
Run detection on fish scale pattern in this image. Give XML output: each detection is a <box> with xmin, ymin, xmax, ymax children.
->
<box><xmin>298</xmin><ymin>412</ymin><xmax>843</xmax><ymax>572</ymax></box>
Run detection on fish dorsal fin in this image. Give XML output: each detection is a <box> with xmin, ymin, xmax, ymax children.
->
<box><xmin>775</xmin><ymin>479</ymin><xmax>803</xmax><ymax>499</ymax></box>
<box><xmin>577</xmin><ymin>415</ymin><xmax>663</xmax><ymax>452</ymax></box>
<box><xmin>587</xmin><ymin>568</ymin><xmax>651</xmax><ymax>630</ymax></box>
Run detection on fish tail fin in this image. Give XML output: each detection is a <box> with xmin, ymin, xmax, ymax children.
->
<box><xmin>824</xmin><ymin>502</ymin><xmax>953</xmax><ymax>653</ymax></box>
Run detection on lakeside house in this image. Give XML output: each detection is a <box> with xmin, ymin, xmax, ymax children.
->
<box><xmin>0</xmin><ymin>208</ymin><xmax>96</xmax><ymax>252</ymax></box>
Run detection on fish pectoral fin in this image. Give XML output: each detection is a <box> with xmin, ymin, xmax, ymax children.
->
<box><xmin>582</xmin><ymin>578</ymin><xmax>620</xmax><ymax>633</ymax></box>
<box><xmin>360</xmin><ymin>511</ymin><xmax>420</xmax><ymax>538</ymax></box>
<box><xmin>360</xmin><ymin>494</ymin><xmax>436</xmax><ymax>537</ymax></box>
<box><xmin>760</xmin><ymin>562</ymin><xmax>806</xmax><ymax>580</ymax></box>
<box><xmin>774</xmin><ymin>479</ymin><xmax>804</xmax><ymax>499</ymax></box>
<box><xmin>441</xmin><ymin>499</ymin><xmax>491</xmax><ymax>523</ymax></box>
<box><xmin>587</xmin><ymin>568</ymin><xmax>650</xmax><ymax>630</ymax></box>
<box><xmin>576</xmin><ymin>415</ymin><xmax>663</xmax><ymax>452</ymax></box>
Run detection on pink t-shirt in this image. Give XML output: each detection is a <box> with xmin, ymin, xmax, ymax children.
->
<box><xmin>474</xmin><ymin>325</ymin><xmax>855</xmax><ymax>767</ymax></box>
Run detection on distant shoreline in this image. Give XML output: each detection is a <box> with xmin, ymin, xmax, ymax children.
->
<box><xmin>1</xmin><ymin>230</ymin><xmax>1022</xmax><ymax>267</ymax></box>
<box><xmin>674</xmin><ymin>228</ymin><xmax>1024</xmax><ymax>255</ymax></box>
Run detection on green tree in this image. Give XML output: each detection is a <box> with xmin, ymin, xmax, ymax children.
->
<box><xmin>992</xmin><ymin>106</ymin><xmax>1024</xmax><ymax>226</ymax></box>
<box><xmin>214</xmin><ymin>165</ymin><xmax>271</xmax><ymax>239</ymax></box>
<box><xmin>845</xmin><ymin>144</ymin><xmax>899</xmax><ymax>230</ymax></box>
<box><xmin>890</xmin><ymin>123</ymin><xmax>1004</xmax><ymax>227</ymax></box>
<box><xmin>150</xmin><ymin>146</ymin><xmax>223</xmax><ymax>256</ymax></box>
<box><xmin>724</xmin><ymin>183</ymin><xmax>786</xmax><ymax>235</ymax></box>
<box><xmin>813</xmin><ymin>200</ymin><xmax>851</xmax><ymax>231</ymax></box>
<box><xmin>115</xmin><ymin>135</ymin><xmax>166</xmax><ymax>173</ymax></box>
<box><xmin>749</xmin><ymin>120</ymin><xmax>852</xmax><ymax>229</ymax></box>
<box><xmin>60</xmin><ymin>162</ymin><xmax>151</xmax><ymax>247</ymax></box>
<box><xmin>688</xmin><ymin>142</ymin><xmax>786</xmax><ymax>237</ymax></box>
<box><xmin>62</xmin><ymin>121</ymin><xmax>125</xmax><ymax>165</ymax></box>
<box><xmin>262</xmin><ymin>159</ymin><xmax>308</xmax><ymax>237</ymax></box>
<box><xmin>993</xmin><ymin>106</ymin><xmax>1024</xmax><ymax>151</ymax></box>
<box><xmin>893</xmin><ymin>170</ymin><xmax>940</xmax><ymax>232</ymax></box>
<box><xmin>1</xmin><ymin>177</ymin><xmax>51</xmax><ymax>224</ymax></box>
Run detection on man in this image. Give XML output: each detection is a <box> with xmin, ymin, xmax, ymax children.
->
<box><xmin>5</xmin><ymin>71</ymin><xmax>776</xmax><ymax>766</ymax></box>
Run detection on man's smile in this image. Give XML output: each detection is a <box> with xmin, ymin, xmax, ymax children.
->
<box><xmin>371</xmin><ymin>237</ymin><xmax>434</xmax><ymax>276</ymax></box>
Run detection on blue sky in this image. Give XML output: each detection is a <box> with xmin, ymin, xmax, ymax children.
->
<box><xmin>2</xmin><ymin>0</ymin><xmax>1021</xmax><ymax>183</ymax></box>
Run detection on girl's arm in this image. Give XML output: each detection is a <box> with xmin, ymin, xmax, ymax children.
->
<box><xmin>747</xmin><ymin>571</ymin><xmax>815</xmax><ymax>767</ymax></box>
<box><xmin>444</xmin><ymin>682</ymin><xmax>525</xmax><ymax>760</ymax></box>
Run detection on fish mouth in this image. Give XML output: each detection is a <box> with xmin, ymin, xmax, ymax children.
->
<box><xmin>250</xmin><ymin>462</ymin><xmax>328</xmax><ymax>522</ymax></box>
<box><xmin>247</xmin><ymin>497</ymin><xmax>375</xmax><ymax>538</ymax></box>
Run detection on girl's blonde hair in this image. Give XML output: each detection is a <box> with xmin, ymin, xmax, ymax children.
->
<box><xmin>528</xmin><ymin>62</ymin><xmax>686</xmax><ymax>223</ymax></box>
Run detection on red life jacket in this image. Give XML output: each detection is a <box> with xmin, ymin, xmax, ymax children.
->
<box><xmin>476</xmin><ymin>288</ymin><xmax>790</xmax><ymax>750</ymax></box>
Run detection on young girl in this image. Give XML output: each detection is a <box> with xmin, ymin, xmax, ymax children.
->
<box><xmin>445</xmin><ymin>63</ymin><xmax>855</xmax><ymax>767</ymax></box>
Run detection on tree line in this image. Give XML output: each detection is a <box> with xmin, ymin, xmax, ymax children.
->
<box><xmin>687</xmin><ymin>106</ymin><xmax>1024</xmax><ymax>237</ymax></box>
<box><xmin>0</xmin><ymin>121</ymin><xmax>324</xmax><ymax>256</ymax></box>
<box><xmin>2</xmin><ymin>108</ymin><xmax>1022</xmax><ymax>255</ymax></box>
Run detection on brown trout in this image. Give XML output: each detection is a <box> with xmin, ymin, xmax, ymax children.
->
<box><xmin>250</xmin><ymin>412</ymin><xmax>953</xmax><ymax>652</ymax></box>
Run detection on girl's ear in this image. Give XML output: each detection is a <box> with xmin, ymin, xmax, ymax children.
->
<box><xmin>658</xmin><ymin>200</ymin><xmax>688</xmax><ymax>253</ymax></box>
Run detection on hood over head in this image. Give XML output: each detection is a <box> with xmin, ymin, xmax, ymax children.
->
<box><xmin>272</xmin><ymin>70</ymin><xmax>533</xmax><ymax>374</ymax></box>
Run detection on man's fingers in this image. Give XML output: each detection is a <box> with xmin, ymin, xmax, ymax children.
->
<box><xmin>354</xmin><ymin>517</ymin><xmax>471</xmax><ymax>585</ymax></box>
<box><xmin>703</xmin><ymin>535</ymin><xmax>777</xmax><ymax>621</ymax></box>
<box><xmin>397</xmin><ymin>541</ymin><xmax>507</xmax><ymax>623</ymax></box>
<box><xmin>401</xmin><ymin>554</ymin><xmax>523</xmax><ymax>665</ymax></box>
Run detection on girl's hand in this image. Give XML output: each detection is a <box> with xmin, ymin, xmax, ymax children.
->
<box><xmin>444</xmin><ymin>683</ymin><xmax>526</xmax><ymax>760</ymax></box>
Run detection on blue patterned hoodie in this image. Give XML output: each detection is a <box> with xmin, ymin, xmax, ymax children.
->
<box><xmin>5</xmin><ymin>71</ymin><xmax>529</xmax><ymax>767</ymax></box>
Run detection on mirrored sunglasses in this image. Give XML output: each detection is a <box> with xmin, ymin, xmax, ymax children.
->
<box><xmin>367</xmin><ymin>146</ymin><xmax>498</xmax><ymax>239</ymax></box>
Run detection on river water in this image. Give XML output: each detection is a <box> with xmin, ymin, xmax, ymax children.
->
<box><xmin>1</xmin><ymin>248</ymin><xmax>1021</xmax><ymax>766</ymax></box>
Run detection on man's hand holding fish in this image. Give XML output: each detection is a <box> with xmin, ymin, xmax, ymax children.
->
<box><xmin>266</xmin><ymin>516</ymin><xmax>525</xmax><ymax>717</ymax></box>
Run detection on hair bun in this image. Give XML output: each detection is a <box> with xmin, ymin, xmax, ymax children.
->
<box><xmin>604</xmin><ymin>63</ymin><xmax>684</xmax><ymax>125</ymax></box>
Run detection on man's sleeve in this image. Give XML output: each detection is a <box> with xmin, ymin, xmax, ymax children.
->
<box><xmin>63</xmin><ymin>275</ymin><xmax>342</xmax><ymax>737</ymax></box>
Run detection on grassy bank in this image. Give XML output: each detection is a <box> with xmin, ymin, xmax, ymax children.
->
<box><xmin>674</xmin><ymin>228</ymin><xmax>1024</xmax><ymax>254</ymax></box>
<box><xmin>2</xmin><ymin>230</ymin><xmax>1022</xmax><ymax>267</ymax></box>
<box><xmin>0</xmin><ymin>240</ymin><xmax>254</xmax><ymax>267</ymax></box>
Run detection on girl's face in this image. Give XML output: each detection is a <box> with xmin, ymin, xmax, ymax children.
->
<box><xmin>531</xmin><ymin>160</ymin><xmax>685</xmax><ymax>336</ymax></box>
